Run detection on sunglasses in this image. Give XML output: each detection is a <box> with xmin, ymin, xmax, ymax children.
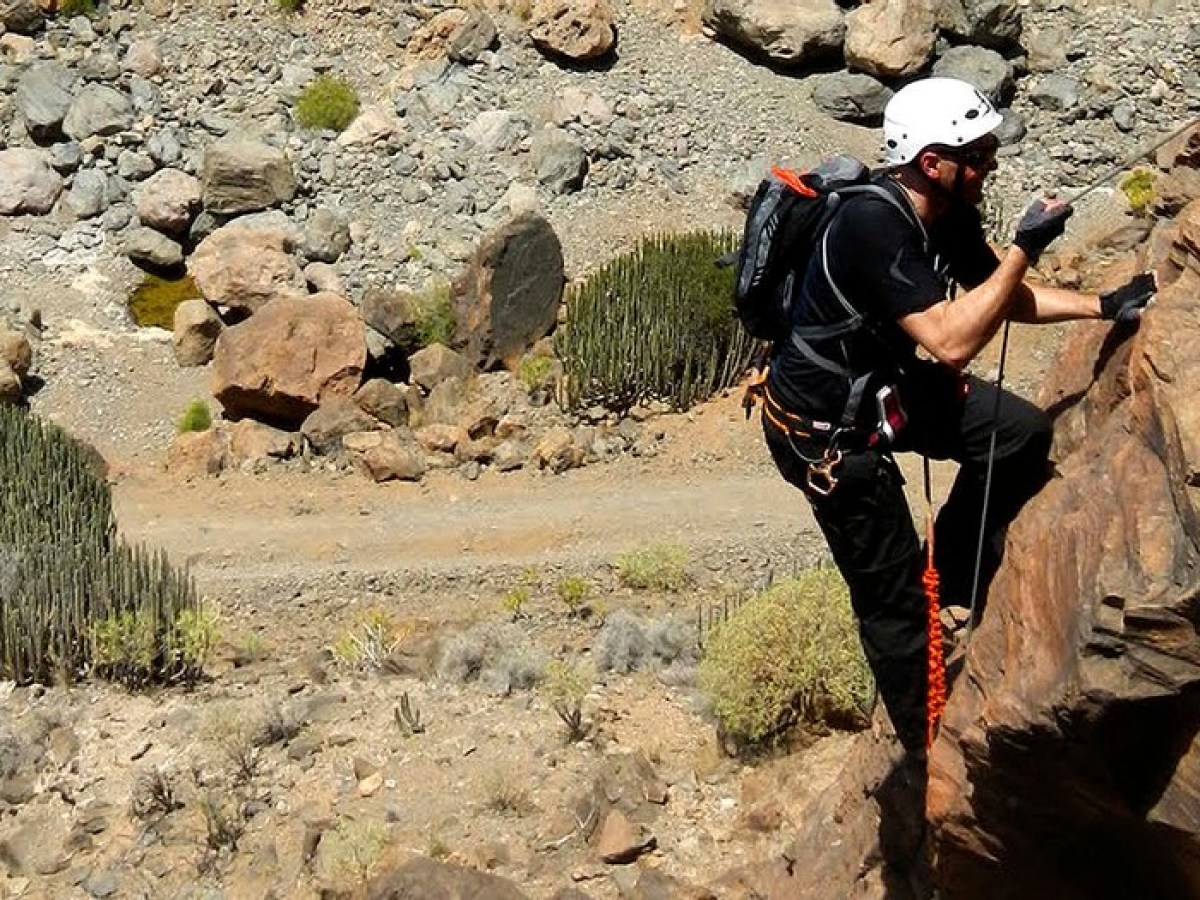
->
<box><xmin>938</xmin><ymin>140</ymin><xmax>998</xmax><ymax>168</ymax></box>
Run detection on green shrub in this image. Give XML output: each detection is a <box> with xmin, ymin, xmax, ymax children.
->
<box><xmin>555</xmin><ymin>575</ymin><xmax>590</xmax><ymax>617</ymax></box>
<box><xmin>294</xmin><ymin>75</ymin><xmax>361</xmax><ymax>133</ymax></box>
<box><xmin>543</xmin><ymin>659</ymin><xmax>589</xmax><ymax>742</ymax></box>
<box><xmin>1119</xmin><ymin>167</ymin><xmax>1158</xmax><ymax>217</ymax></box>
<box><xmin>412</xmin><ymin>278</ymin><xmax>456</xmax><ymax>348</ymax></box>
<box><xmin>276</xmin><ymin>0</ymin><xmax>305</xmax><ymax>12</ymax></box>
<box><xmin>517</xmin><ymin>352</ymin><xmax>557</xmax><ymax>393</ymax></box>
<box><xmin>615</xmin><ymin>542</ymin><xmax>690</xmax><ymax>592</ymax></box>
<box><xmin>698</xmin><ymin>566</ymin><xmax>874</xmax><ymax>753</ymax></box>
<box><xmin>555</xmin><ymin>230</ymin><xmax>757</xmax><ymax>414</ymax></box>
<box><xmin>58</xmin><ymin>0</ymin><xmax>96</xmax><ymax>16</ymax></box>
<box><xmin>0</xmin><ymin>406</ymin><xmax>206</xmax><ymax>686</ymax></box>
<box><xmin>176</xmin><ymin>399</ymin><xmax>212</xmax><ymax>434</ymax></box>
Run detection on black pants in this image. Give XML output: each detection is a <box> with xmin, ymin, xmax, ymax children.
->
<box><xmin>764</xmin><ymin>365</ymin><xmax>1052</xmax><ymax>750</ymax></box>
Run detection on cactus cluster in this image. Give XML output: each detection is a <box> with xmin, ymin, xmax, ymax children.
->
<box><xmin>556</xmin><ymin>231</ymin><xmax>757</xmax><ymax>414</ymax></box>
<box><xmin>0</xmin><ymin>405</ymin><xmax>209</xmax><ymax>686</ymax></box>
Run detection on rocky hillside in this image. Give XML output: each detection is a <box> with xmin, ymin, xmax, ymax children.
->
<box><xmin>0</xmin><ymin>0</ymin><xmax>1197</xmax><ymax>483</ymax></box>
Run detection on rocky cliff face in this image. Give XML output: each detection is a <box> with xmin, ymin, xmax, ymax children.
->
<box><xmin>723</xmin><ymin>132</ymin><xmax>1200</xmax><ymax>900</ymax></box>
<box><xmin>928</xmin><ymin>192</ymin><xmax>1200</xmax><ymax>899</ymax></box>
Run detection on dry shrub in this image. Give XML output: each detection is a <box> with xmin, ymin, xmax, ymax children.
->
<box><xmin>698</xmin><ymin>566</ymin><xmax>874</xmax><ymax>754</ymax></box>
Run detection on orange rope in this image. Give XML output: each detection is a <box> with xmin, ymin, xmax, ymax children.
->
<box><xmin>924</xmin><ymin>518</ymin><xmax>947</xmax><ymax>748</ymax></box>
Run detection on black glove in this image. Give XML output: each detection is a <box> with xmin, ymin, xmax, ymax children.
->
<box><xmin>1013</xmin><ymin>199</ymin><xmax>1073</xmax><ymax>263</ymax></box>
<box><xmin>1100</xmin><ymin>272</ymin><xmax>1156</xmax><ymax>323</ymax></box>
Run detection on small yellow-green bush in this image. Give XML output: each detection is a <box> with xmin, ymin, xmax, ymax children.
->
<box><xmin>1119</xmin><ymin>167</ymin><xmax>1158</xmax><ymax>217</ymax></box>
<box><xmin>517</xmin><ymin>352</ymin><xmax>557</xmax><ymax>393</ymax></box>
<box><xmin>294</xmin><ymin>75</ymin><xmax>361</xmax><ymax>133</ymax></box>
<box><xmin>177</xmin><ymin>399</ymin><xmax>212</xmax><ymax>434</ymax></box>
<box><xmin>698</xmin><ymin>566</ymin><xmax>874</xmax><ymax>753</ymax></box>
<box><xmin>615</xmin><ymin>542</ymin><xmax>690</xmax><ymax>592</ymax></box>
<box><xmin>412</xmin><ymin>278</ymin><xmax>456</xmax><ymax>348</ymax></box>
<box><xmin>276</xmin><ymin>0</ymin><xmax>305</xmax><ymax>12</ymax></box>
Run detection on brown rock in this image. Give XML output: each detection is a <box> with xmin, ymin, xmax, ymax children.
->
<box><xmin>188</xmin><ymin>223</ymin><xmax>306</xmax><ymax>316</ymax></box>
<box><xmin>0</xmin><ymin>329</ymin><xmax>32</xmax><ymax>377</ymax></box>
<box><xmin>301</xmin><ymin>396</ymin><xmax>380</xmax><ymax>455</ymax></box>
<box><xmin>844</xmin><ymin>0</ymin><xmax>937</xmax><ymax>79</ymax></box>
<box><xmin>592</xmin><ymin>809</ymin><xmax>656</xmax><ymax>864</ymax></box>
<box><xmin>166</xmin><ymin>428</ymin><xmax>228</xmax><ymax>479</ymax></box>
<box><xmin>408</xmin><ymin>343</ymin><xmax>472</xmax><ymax>392</ymax></box>
<box><xmin>135</xmin><ymin>167</ymin><xmax>202</xmax><ymax>235</ymax></box>
<box><xmin>366</xmin><ymin>856</ymin><xmax>529</xmax><ymax>899</ymax></box>
<box><xmin>529</xmin><ymin>0</ymin><xmax>617</xmax><ymax>61</ymax></box>
<box><xmin>211</xmin><ymin>292</ymin><xmax>366</xmax><ymax>427</ymax></box>
<box><xmin>927</xmin><ymin>261</ymin><xmax>1200</xmax><ymax>893</ymax></box>
<box><xmin>354</xmin><ymin>378</ymin><xmax>409</xmax><ymax>428</ymax></box>
<box><xmin>227</xmin><ymin>418</ymin><xmax>299</xmax><ymax>463</ymax></box>
<box><xmin>201</xmin><ymin>139</ymin><xmax>296</xmax><ymax>215</ymax></box>
<box><xmin>172</xmin><ymin>298</ymin><xmax>223</xmax><ymax>367</ymax></box>
<box><xmin>357</xmin><ymin>430</ymin><xmax>428</xmax><ymax>482</ymax></box>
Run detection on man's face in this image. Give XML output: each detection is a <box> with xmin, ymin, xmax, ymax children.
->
<box><xmin>928</xmin><ymin>134</ymin><xmax>999</xmax><ymax>205</ymax></box>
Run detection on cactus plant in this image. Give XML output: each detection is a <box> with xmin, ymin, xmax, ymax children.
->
<box><xmin>0</xmin><ymin>405</ymin><xmax>209</xmax><ymax>686</ymax></box>
<box><xmin>555</xmin><ymin>230</ymin><xmax>756</xmax><ymax>414</ymax></box>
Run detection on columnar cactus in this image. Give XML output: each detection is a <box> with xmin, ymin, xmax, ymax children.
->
<box><xmin>0</xmin><ymin>406</ymin><xmax>210</xmax><ymax>686</ymax></box>
<box><xmin>556</xmin><ymin>230</ymin><xmax>756</xmax><ymax>414</ymax></box>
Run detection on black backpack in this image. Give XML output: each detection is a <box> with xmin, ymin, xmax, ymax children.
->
<box><xmin>730</xmin><ymin>155</ymin><xmax>909</xmax><ymax>344</ymax></box>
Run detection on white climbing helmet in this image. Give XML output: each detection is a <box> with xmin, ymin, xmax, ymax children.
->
<box><xmin>881</xmin><ymin>77</ymin><xmax>1003</xmax><ymax>167</ymax></box>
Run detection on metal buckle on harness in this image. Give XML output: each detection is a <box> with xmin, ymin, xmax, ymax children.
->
<box><xmin>806</xmin><ymin>448</ymin><xmax>843</xmax><ymax>497</ymax></box>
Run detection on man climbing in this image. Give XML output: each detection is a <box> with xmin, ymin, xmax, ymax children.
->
<box><xmin>759</xmin><ymin>77</ymin><xmax>1156</xmax><ymax>753</ymax></box>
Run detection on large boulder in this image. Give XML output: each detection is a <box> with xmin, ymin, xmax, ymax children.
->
<box><xmin>188</xmin><ymin>222</ymin><xmax>306</xmax><ymax>316</ymax></box>
<box><xmin>135</xmin><ymin>168</ymin><xmax>203</xmax><ymax>236</ymax></box>
<box><xmin>211</xmin><ymin>292</ymin><xmax>366</xmax><ymax>427</ymax></box>
<box><xmin>452</xmin><ymin>213</ymin><xmax>565</xmax><ymax>370</ymax></box>
<box><xmin>844</xmin><ymin>0</ymin><xmax>937</xmax><ymax>79</ymax></box>
<box><xmin>529</xmin><ymin>0</ymin><xmax>617</xmax><ymax>62</ymax></box>
<box><xmin>0</xmin><ymin>149</ymin><xmax>62</xmax><ymax>215</ymax></box>
<box><xmin>201</xmin><ymin>139</ymin><xmax>296</xmax><ymax>215</ymax></box>
<box><xmin>702</xmin><ymin>0</ymin><xmax>845</xmax><ymax>69</ymax></box>
<box><xmin>928</xmin><ymin>206</ymin><xmax>1200</xmax><ymax>898</ymax></box>
<box><xmin>15</xmin><ymin>62</ymin><xmax>77</xmax><ymax>144</ymax></box>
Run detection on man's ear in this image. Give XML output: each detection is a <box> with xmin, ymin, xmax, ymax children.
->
<box><xmin>914</xmin><ymin>149</ymin><xmax>941</xmax><ymax>181</ymax></box>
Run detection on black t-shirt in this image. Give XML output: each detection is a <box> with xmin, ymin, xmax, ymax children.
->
<box><xmin>766</xmin><ymin>176</ymin><xmax>1000</xmax><ymax>424</ymax></box>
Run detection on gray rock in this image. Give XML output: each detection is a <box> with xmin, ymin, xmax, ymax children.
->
<box><xmin>530</xmin><ymin>127</ymin><xmax>587</xmax><ymax>195</ymax></box>
<box><xmin>810</xmin><ymin>72</ymin><xmax>893</xmax><ymax>123</ymax></box>
<box><xmin>1112</xmin><ymin>100</ymin><xmax>1137</xmax><ymax>133</ymax></box>
<box><xmin>47</xmin><ymin>142</ymin><xmax>82</xmax><ymax>173</ymax></box>
<box><xmin>117</xmin><ymin>150</ymin><xmax>156</xmax><ymax>181</ymax></box>
<box><xmin>1030</xmin><ymin>74</ymin><xmax>1081</xmax><ymax>112</ymax></box>
<box><xmin>15</xmin><ymin>62</ymin><xmax>77</xmax><ymax>144</ymax></box>
<box><xmin>301</xmin><ymin>207</ymin><xmax>351</xmax><ymax>263</ymax></box>
<box><xmin>932</xmin><ymin>45</ymin><xmax>1014</xmax><ymax>105</ymax></box>
<box><xmin>123</xmin><ymin>225</ymin><xmax>184</xmax><ymax>269</ymax></box>
<box><xmin>146</xmin><ymin>129</ymin><xmax>184</xmax><ymax>167</ymax></box>
<box><xmin>702</xmin><ymin>0</ymin><xmax>845</xmax><ymax>68</ymax></box>
<box><xmin>63</xmin><ymin>84</ymin><xmax>134</xmax><ymax>141</ymax></box>
<box><xmin>0</xmin><ymin>148</ymin><xmax>63</xmax><ymax>215</ymax></box>
<box><xmin>448</xmin><ymin>7</ymin><xmax>498</xmax><ymax>64</ymax></box>
<box><xmin>67</xmin><ymin>169</ymin><xmax>110</xmax><ymax>219</ymax></box>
